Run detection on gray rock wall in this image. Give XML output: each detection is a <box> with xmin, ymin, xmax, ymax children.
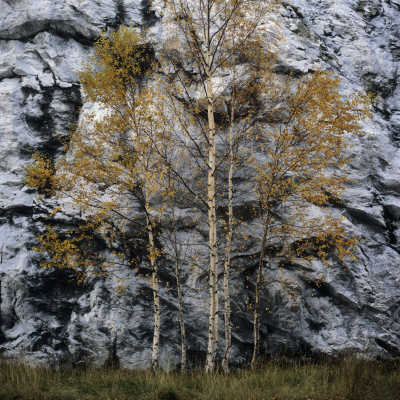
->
<box><xmin>0</xmin><ymin>0</ymin><xmax>399</xmax><ymax>368</ymax></box>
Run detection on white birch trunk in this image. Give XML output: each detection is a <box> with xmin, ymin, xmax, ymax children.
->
<box><xmin>205</xmin><ymin>6</ymin><xmax>219</xmax><ymax>370</ymax></box>
<box><xmin>145</xmin><ymin>180</ymin><xmax>160</xmax><ymax>371</ymax></box>
<box><xmin>205</xmin><ymin>77</ymin><xmax>218</xmax><ymax>371</ymax></box>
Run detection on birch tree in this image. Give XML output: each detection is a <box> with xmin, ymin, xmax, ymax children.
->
<box><xmin>25</xmin><ymin>27</ymin><xmax>169</xmax><ymax>370</ymax></box>
<box><xmin>250</xmin><ymin>70</ymin><xmax>371</xmax><ymax>366</ymax></box>
<box><xmin>24</xmin><ymin>4</ymin><xmax>372</xmax><ymax>373</ymax></box>
<box><xmin>160</xmin><ymin>0</ymin><xmax>280</xmax><ymax>373</ymax></box>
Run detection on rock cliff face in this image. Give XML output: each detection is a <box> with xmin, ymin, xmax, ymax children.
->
<box><xmin>0</xmin><ymin>0</ymin><xmax>399</xmax><ymax>368</ymax></box>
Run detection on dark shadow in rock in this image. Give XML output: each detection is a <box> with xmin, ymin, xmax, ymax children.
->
<box><xmin>375</xmin><ymin>337</ymin><xmax>400</xmax><ymax>357</ymax></box>
<box><xmin>141</xmin><ymin>0</ymin><xmax>158</xmax><ymax>28</ymax></box>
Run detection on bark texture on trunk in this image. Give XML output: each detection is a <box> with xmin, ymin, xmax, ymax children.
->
<box><xmin>145</xmin><ymin>182</ymin><xmax>160</xmax><ymax>371</ymax></box>
<box><xmin>205</xmin><ymin>82</ymin><xmax>218</xmax><ymax>371</ymax></box>
<box><xmin>205</xmin><ymin>25</ymin><xmax>219</xmax><ymax>372</ymax></box>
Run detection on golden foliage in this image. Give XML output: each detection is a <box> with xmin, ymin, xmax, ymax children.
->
<box><xmin>25</xmin><ymin>27</ymin><xmax>167</xmax><ymax>284</ymax></box>
<box><xmin>24</xmin><ymin>152</ymin><xmax>55</xmax><ymax>197</ymax></box>
<box><xmin>79</xmin><ymin>26</ymin><xmax>154</xmax><ymax>102</ymax></box>
<box><xmin>35</xmin><ymin>222</ymin><xmax>110</xmax><ymax>284</ymax></box>
<box><xmin>23</xmin><ymin>23</ymin><xmax>372</xmax><ymax>298</ymax></box>
<box><xmin>251</xmin><ymin>69</ymin><xmax>372</xmax><ymax>264</ymax></box>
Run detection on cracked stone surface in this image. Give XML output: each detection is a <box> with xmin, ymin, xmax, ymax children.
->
<box><xmin>0</xmin><ymin>0</ymin><xmax>399</xmax><ymax>368</ymax></box>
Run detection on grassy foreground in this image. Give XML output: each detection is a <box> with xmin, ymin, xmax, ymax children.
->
<box><xmin>0</xmin><ymin>358</ymin><xmax>399</xmax><ymax>400</ymax></box>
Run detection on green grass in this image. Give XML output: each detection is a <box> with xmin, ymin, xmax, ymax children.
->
<box><xmin>0</xmin><ymin>357</ymin><xmax>399</xmax><ymax>400</ymax></box>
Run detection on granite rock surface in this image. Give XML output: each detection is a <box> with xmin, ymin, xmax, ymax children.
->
<box><xmin>0</xmin><ymin>0</ymin><xmax>399</xmax><ymax>368</ymax></box>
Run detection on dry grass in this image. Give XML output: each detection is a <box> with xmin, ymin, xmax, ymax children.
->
<box><xmin>0</xmin><ymin>357</ymin><xmax>399</xmax><ymax>400</ymax></box>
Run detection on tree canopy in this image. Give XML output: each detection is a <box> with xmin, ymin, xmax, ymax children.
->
<box><xmin>25</xmin><ymin>5</ymin><xmax>371</xmax><ymax>371</ymax></box>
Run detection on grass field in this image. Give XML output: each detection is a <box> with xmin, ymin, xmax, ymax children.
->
<box><xmin>0</xmin><ymin>357</ymin><xmax>399</xmax><ymax>400</ymax></box>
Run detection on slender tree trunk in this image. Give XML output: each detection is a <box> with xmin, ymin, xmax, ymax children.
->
<box><xmin>222</xmin><ymin>101</ymin><xmax>234</xmax><ymax>374</ymax></box>
<box><xmin>205</xmin><ymin>6</ymin><xmax>219</xmax><ymax>371</ymax></box>
<box><xmin>205</xmin><ymin>79</ymin><xmax>218</xmax><ymax>371</ymax></box>
<box><xmin>171</xmin><ymin>206</ymin><xmax>187</xmax><ymax>371</ymax></box>
<box><xmin>175</xmin><ymin>253</ymin><xmax>187</xmax><ymax>371</ymax></box>
<box><xmin>148</xmin><ymin>219</ymin><xmax>160</xmax><ymax>371</ymax></box>
<box><xmin>251</xmin><ymin>216</ymin><xmax>270</xmax><ymax>368</ymax></box>
<box><xmin>145</xmin><ymin>181</ymin><xmax>160</xmax><ymax>371</ymax></box>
